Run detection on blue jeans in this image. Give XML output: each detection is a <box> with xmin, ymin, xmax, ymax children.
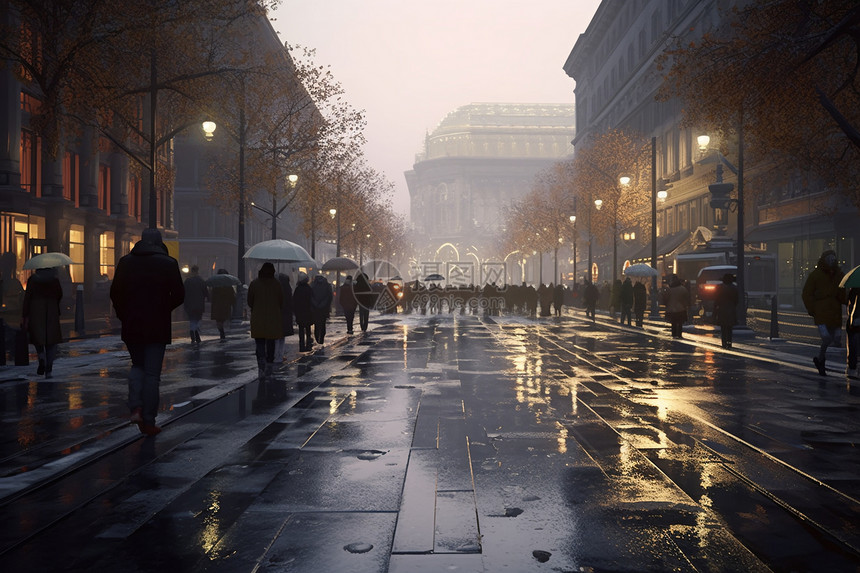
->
<box><xmin>126</xmin><ymin>343</ymin><xmax>166</xmax><ymax>425</ymax></box>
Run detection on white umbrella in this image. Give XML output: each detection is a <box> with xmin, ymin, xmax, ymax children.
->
<box><xmin>623</xmin><ymin>263</ymin><xmax>659</xmax><ymax>277</ymax></box>
<box><xmin>23</xmin><ymin>252</ymin><xmax>73</xmax><ymax>270</ymax></box>
<box><xmin>243</xmin><ymin>239</ymin><xmax>313</xmax><ymax>263</ymax></box>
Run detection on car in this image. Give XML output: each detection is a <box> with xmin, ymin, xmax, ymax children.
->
<box><xmin>696</xmin><ymin>265</ymin><xmax>736</xmax><ymax>317</ymax></box>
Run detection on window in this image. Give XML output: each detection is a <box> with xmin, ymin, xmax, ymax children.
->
<box><xmin>69</xmin><ymin>225</ymin><xmax>85</xmax><ymax>283</ymax></box>
<box><xmin>99</xmin><ymin>231</ymin><xmax>115</xmax><ymax>279</ymax></box>
<box><xmin>128</xmin><ymin>173</ymin><xmax>141</xmax><ymax>221</ymax></box>
<box><xmin>63</xmin><ymin>151</ymin><xmax>79</xmax><ymax>205</ymax></box>
<box><xmin>98</xmin><ymin>164</ymin><xmax>110</xmax><ymax>212</ymax></box>
<box><xmin>20</xmin><ymin>130</ymin><xmax>41</xmax><ymax>196</ymax></box>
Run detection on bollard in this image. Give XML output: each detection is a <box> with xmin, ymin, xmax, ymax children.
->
<box><xmin>769</xmin><ymin>295</ymin><xmax>779</xmax><ymax>339</ymax></box>
<box><xmin>74</xmin><ymin>284</ymin><xmax>85</xmax><ymax>334</ymax></box>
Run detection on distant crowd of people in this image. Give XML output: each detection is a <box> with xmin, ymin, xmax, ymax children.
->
<box><xmin>3</xmin><ymin>238</ymin><xmax>858</xmax><ymax>437</ymax></box>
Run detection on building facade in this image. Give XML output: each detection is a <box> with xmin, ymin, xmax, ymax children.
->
<box><xmin>564</xmin><ymin>0</ymin><xmax>858</xmax><ymax>309</ymax></box>
<box><xmin>406</xmin><ymin>102</ymin><xmax>575</xmax><ymax>284</ymax></box>
<box><xmin>0</xmin><ymin>5</ymin><xmax>307</xmax><ymax>329</ymax></box>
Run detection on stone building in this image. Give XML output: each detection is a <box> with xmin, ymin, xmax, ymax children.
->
<box><xmin>564</xmin><ymin>0</ymin><xmax>858</xmax><ymax>309</ymax></box>
<box><xmin>406</xmin><ymin>102</ymin><xmax>575</xmax><ymax>284</ymax></box>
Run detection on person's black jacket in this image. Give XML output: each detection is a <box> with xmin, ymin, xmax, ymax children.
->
<box><xmin>110</xmin><ymin>240</ymin><xmax>184</xmax><ymax>344</ymax></box>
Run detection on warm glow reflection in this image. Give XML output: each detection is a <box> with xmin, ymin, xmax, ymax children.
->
<box><xmin>556</xmin><ymin>423</ymin><xmax>568</xmax><ymax>454</ymax></box>
<box><xmin>199</xmin><ymin>490</ymin><xmax>222</xmax><ymax>553</ymax></box>
<box><xmin>68</xmin><ymin>384</ymin><xmax>83</xmax><ymax>410</ymax></box>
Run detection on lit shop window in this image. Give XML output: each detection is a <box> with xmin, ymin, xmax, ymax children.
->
<box><xmin>69</xmin><ymin>225</ymin><xmax>85</xmax><ymax>283</ymax></box>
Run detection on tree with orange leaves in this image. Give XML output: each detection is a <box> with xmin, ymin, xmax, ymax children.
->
<box><xmin>571</xmin><ymin>129</ymin><xmax>651</xmax><ymax>283</ymax></box>
<box><xmin>658</xmin><ymin>0</ymin><xmax>860</xmax><ymax>209</ymax></box>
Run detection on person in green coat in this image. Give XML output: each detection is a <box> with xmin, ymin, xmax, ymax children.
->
<box><xmin>802</xmin><ymin>249</ymin><xmax>846</xmax><ymax>376</ymax></box>
<box><xmin>247</xmin><ymin>262</ymin><xmax>283</xmax><ymax>378</ymax></box>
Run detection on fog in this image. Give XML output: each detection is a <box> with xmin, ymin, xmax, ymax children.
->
<box><xmin>272</xmin><ymin>0</ymin><xmax>602</xmax><ymax>217</ymax></box>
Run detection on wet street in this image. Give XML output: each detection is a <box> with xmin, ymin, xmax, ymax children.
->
<box><xmin>0</xmin><ymin>312</ymin><xmax>858</xmax><ymax>572</ymax></box>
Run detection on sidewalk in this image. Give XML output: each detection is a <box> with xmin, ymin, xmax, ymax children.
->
<box><xmin>0</xmin><ymin>315</ymin><xmax>355</xmax><ymax>503</ymax></box>
<box><xmin>0</xmin><ymin>310</ymin><xmax>857</xmax><ymax>571</ymax></box>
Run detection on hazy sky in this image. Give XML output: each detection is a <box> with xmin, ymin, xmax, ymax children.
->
<box><xmin>271</xmin><ymin>0</ymin><xmax>603</xmax><ymax>217</ymax></box>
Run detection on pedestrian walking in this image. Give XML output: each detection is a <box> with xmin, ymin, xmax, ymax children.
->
<box><xmin>310</xmin><ymin>274</ymin><xmax>333</xmax><ymax>345</ymax></box>
<box><xmin>620</xmin><ymin>277</ymin><xmax>634</xmax><ymax>325</ymax></box>
<box><xmin>274</xmin><ymin>273</ymin><xmax>294</xmax><ymax>361</ymax></box>
<box><xmin>610</xmin><ymin>279</ymin><xmax>623</xmax><ymax>319</ymax></box>
<box><xmin>293</xmin><ymin>272</ymin><xmax>313</xmax><ymax>351</ymax></box>
<box><xmin>553</xmin><ymin>283</ymin><xmax>565</xmax><ymax>317</ymax></box>
<box><xmin>21</xmin><ymin>267</ymin><xmax>62</xmax><ymax>378</ymax></box>
<box><xmin>210</xmin><ymin>269</ymin><xmax>236</xmax><ymax>341</ymax></box>
<box><xmin>110</xmin><ymin>228</ymin><xmax>185</xmax><ymax>436</ymax></box>
<box><xmin>354</xmin><ymin>272</ymin><xmax>375</xmax><ymax>331</ymax></box>
<box><xmin>183</xmin><ymin>265</ymin><xmax>207</xmax><ymax>343</ymax></box>
<box><xmin>712</xmin><ymin>273</ymin><xmax>738</xmax><ymax>349</ymax></box>
<box><xmin>666</xmin><ymin>274</ymin><xmax>690</xmax><ymax>339</ymax></box>
<box><xmin>802</xmin><ymin>249</ymin><xmax>846</xmax><ymax>376</ymax></box>
<box><xmin>583</xmin><ymin>280</ymin><xmax>599</xmax><ymax>321</ymax></box>
<box><xmin>247</xmin><ymin>262</ymin><xmax>283</xmax><ymax>378</ymax></box>
<box><xmin>847</xmin><ymin>287</ymin><xmax>859</xmax><ymax>378</ymax></box>
<box><xmin>632</xmin><ymin>281</ymin><xmax>647</xmax><ymax>327</ymax></box>
<box><xmin>339</xmin><ymin>275</ymin><xmax>358</xmax><ymax>334</ymax></box>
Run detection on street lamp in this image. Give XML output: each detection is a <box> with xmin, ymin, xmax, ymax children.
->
<box><xmin>699</xmin><ymin>130</ymin><xmax>746</xmax><ymax>325</ymax></box>
<box><xmin>329</xmin><ymin>207</ymin><xmax>341</xmax><ymax>256</ymax></box>
<box><xmin>201</xmin><ymin>100</ymin><xmax>247</xmax><ymax>286</ymax></box>
<box><xmin>569</xmin><ymin>215</ymin><xmax>577</xmax><ymax>286</ymax></box>
<box><xmin>252</xmin><ymin>173</ymin><xmax>298</xmax><ymax>240</ymax></box>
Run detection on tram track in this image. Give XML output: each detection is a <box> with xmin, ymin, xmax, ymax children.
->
<box><xmin>486</xmin><ymin>315</ymin><xmax>860</xmax><ymax>569</ymax></box>
<box><xmin>0</xmin><ymin>334</ymin><xmax>368</xmax><ymax>557</ymax></box>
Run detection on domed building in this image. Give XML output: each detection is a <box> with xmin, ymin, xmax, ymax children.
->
<box><xmin>406</xmin><ymin>102</ymin><xmax>575</xmax><ymax>274</ymax></box>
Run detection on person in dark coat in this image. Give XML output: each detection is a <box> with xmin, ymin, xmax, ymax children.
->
<box><xmin>610</xmin><ymin>279</ymin><xmax>623</xmax><ymax>319</ymax></box>
<box><xmin>247</xmin><ymin>262</ymin><xmax>283</xmax><ymax>377</ymax></box>
<box><xmin>274</xmin><ymin>273</ymin><xmax>293</xmax><ymax>360</ymax></box>
<box><xmin>21</xmin><ymin>267</ymin><xmax>63</xmax><ymax>378</ymax></box>
<box><xmin>183</xmin><ymin>265</ymin><xmax>207</xmax><ymax>343</ymax></box>
<box><xmin>713</xmin><ymin>273</ymin><xmax>739</xmax><ymax>349</ymax></box>
<box><xmin>553</xmin><ymin>283</ymin><xmax>565</xmax><ymax>317</ymax></box>
<box><xmin>525</xmin><ymin>284</ymin><xmax>538</xmax><ymax>318</ymax></box>
<box><xmin>110</xmin><ymin>228</ymin><xmax>185</xmax><ymax>436</ymax></box>
<box><xmin>310</xmin><ymin>274</ymin><xmax>333</xmax><ymax>345</ymax></box>
<box><xmin>353</xmin><ymin>272</ymin><xmax>376</xmax><ymax>331</ymax></box>
<box><xmin>339</xmin><ymin>275</ymin><xmax>358</xmax><ymax>334</ymax></box>
<box><xmin>583</xmin><ymin>280</ymin><xmax>599</xmax><ymax>321</ymax></box>
<box><xmin>802</xmin><ymin>249</ymin><xmax>846</xmax><ymax>376</ymax></box>
<box><xmin>620</xmin><ymin>277</ymin><xmax>634</xmax><ymax>325</ymax></box>
<box><xmin>666</xmin><ymin>274</ymin><xmax>690</xmax><ymax>339</ymax></box>
<box><xmin>292</xmin><ymin>272</ymin><xmax>314</xmax><ymax>352</ymax></box>
<box><xmin>210</xmin><ymin>268</ymin><xmax>236</xmax><ymax>341</ymax></box>
<box><xmin>632</xmin><ymin>281</ymin><xmax>647</xmax><ymax>327</ymax></box>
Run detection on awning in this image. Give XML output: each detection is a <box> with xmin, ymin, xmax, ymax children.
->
<box><xmin>627</xmin><ymin>231</ymin><xmax>691</xmax><ymax>263</ymax></box>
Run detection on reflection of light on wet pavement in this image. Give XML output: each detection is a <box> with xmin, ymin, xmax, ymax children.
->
<box><xmin>199</xmin><ymin>490</ymin><xmax>222</xmax><ymax>553</ymax></box>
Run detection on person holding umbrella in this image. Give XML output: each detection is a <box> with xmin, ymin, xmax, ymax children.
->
<box><xmin>247</xmin><ymin>262</ymin><xmax>283</xmax><ymax>377</ymax></box>
<box><xmin>21</xmin><ymin>267</ymin><xmax>63</xmax><ymax>377</ymax></box>
<box><xmin>339</xmin><ymin>275</ymin><xmax>358</xmax><ymax>334</ymax></box>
